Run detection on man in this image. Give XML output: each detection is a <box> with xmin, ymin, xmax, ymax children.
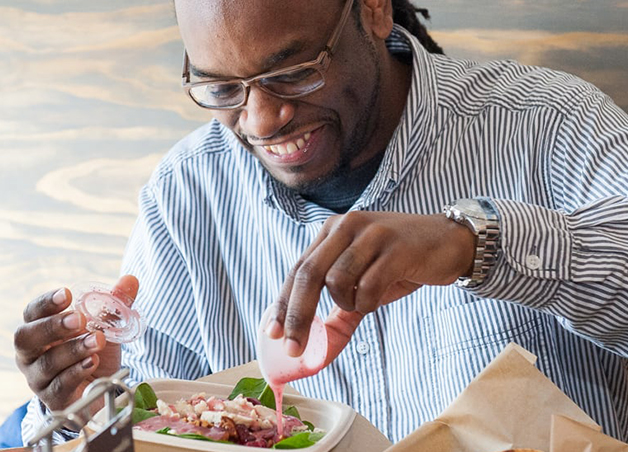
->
<box><xmin>16</xmin><ymin>0</ymin><xmax>628</xmax><ymax>446</ymax></box>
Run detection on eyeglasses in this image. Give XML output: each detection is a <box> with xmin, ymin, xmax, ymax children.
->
<box><xmin>181</xmin><ymin>0</ymin><xmax>355</xmax><ymax>110</ymax></box>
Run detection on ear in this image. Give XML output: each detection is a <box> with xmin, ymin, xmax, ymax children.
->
<box><xmin>360</xmin><ymin>0</ymin><xmax>394</xmax><ymax>40</ymax></box>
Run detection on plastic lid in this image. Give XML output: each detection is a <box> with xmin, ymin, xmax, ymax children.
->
<box><xmin>257</xmin><ymin>304</ymin><xmax>328</xmax><ymax>386</ymax></box>
<box><xmin>71</xmin><ymin>281</ymin><xmax>145</xmax><ymax>344</ymax></box>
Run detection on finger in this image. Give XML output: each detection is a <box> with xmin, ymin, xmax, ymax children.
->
<box><xmin>27</xmin><ymin>332</ymin><xmax>106</xmax><ymax>394</ymax></box>
<box><xmin>263</xmin><ymin>303</ymin><xmax>285</xmax><ymax>340</ymax></box>
<box><xmin>15</xmin><ymin>311</ymin><xmax>88</xmax><ymax>364</ymax></box>
<box><xmin>283</xmin><ymin>231</ymin><xmax>354</xmax><ymax>357</ymax></box>
<box><xmin>112</xmin><ymin>274</ymin><xmax>139</xmax><ymax>305</ymax></box>
<box><xmin>325</xmin><ymin>244</ymin><xmax>378</xmax><ymax>312</ymax></box>
<box><xmin>270</xmin><ymin>220</ymin><xmax>337</xmax><ymax>338</ymax></box>
<box><xmin>40</xmin><ymin>353</ymin><xmax>102</xmax><ymax>412</ymax></box>
<box><xmin>23</xmin><ymin>288</ymin><xmax>72</xmax><ymax>323</ymax></box>
<box><xmin>354</xmin><ymin>250</ymin><xmax>421</xmax><ymax>313</ymax></box>
<box><xmin>323</xmin><ymin>307</ymin><xmax>364</xmax><ymax>365</ymax></box>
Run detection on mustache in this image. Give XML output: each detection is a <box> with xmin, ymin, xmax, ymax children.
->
<box><xmin>237</xmin><ymin>113</ymin><xmax>338</xmax><ymax>146</ymax></box>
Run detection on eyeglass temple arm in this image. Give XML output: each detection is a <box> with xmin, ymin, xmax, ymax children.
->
<box><xmin>182</xmin><ymin>50</ymin><xmax>191</xmax><ymax>85</ymax></box>
<box><xmin>326</xmin><ymin>0</ymin><xmax>355</xmax><ymax>55</ymax></box>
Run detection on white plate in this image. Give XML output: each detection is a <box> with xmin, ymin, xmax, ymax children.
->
<box><xmin>90</xmin><ymin>378</ymin><xmax>356</xmax><ymax>452</ymax></box>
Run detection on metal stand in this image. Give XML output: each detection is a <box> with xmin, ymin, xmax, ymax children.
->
<box><xmin>28</xmin><ymin>368</ymin><xmax>135</xmax><ymax>452</ymax></box>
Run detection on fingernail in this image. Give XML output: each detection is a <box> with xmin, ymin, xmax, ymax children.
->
<box><xmin>81</xmin><ymin>356</ymin><xmax>94</xmax><ymax>369</ymax></box>
<box><xmin>265</xmin><ymin>320</ymin><xmax>282</xmax><ymax>339</ymax></box>
<box><xmin>83</xmin><ymin>334</ymin><xmax>98</xmax><ymax>349</ymax></box>
<box><xmin>62</xmin><ymin>313</ymin><xmax>81</xmax><ymax>330</ymax></box>
<box><xmin>53</xmin><ymin>289</ymin><xmax>67</xmax><ymax>305</ymax></box>
<box><xmin>285</xmin><ymin>338</ymin><xmax>301</xmax><ymax>357</ymax></box>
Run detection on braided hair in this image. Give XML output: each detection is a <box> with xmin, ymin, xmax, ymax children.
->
<box><xmin>391</xmin><ymin>0</ymin><xmax>443</xmax><ymax>54</ymax></box>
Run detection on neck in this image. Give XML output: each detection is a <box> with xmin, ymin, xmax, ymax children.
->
<box><xmin>300</xmin><ymin>150</ymin><xmax>385</xmax><ymax>212</ymax></box>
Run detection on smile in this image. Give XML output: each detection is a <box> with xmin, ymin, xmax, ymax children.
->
<box><xmin>263</xmin><ymin>132</ymin><xmax>312</xmax><ymax>156</ymax></box>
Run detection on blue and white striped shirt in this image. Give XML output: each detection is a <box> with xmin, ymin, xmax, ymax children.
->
<box><xmin>23</xmin><ymin>26</ymin><xmax>628</xmax><ymax>445</ymax></box>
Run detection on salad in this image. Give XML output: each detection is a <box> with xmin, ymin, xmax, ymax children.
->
<box><xmin>130</xmin><ymin>377</ymin><xmax>325</xmax><ymax>449</ymax></box>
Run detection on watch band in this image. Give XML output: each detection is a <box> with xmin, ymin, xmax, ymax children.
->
<box><xmin>443</xmin><ymin>199</ymin><xmax>501</xmax><ymax>288</ymax></box>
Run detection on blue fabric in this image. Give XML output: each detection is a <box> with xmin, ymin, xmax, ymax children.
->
<box><xmin>0</xmin><ymin>403</ymin><xmax>27</xmax><ymax>448</ymax></box>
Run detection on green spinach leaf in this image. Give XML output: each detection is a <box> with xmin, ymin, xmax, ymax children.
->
<box><xmin>134</xmin><ymin>382</ymin><xmax>158</xmax><ymax>410</ymax></box>
<box><xmin>228</xmin><ymin>377</ymin><xmax>276</xmax><ymax>409</ymax></box>
<box><xmin>272</xmin><ymin>431</ymin><xmax>325</xmax><ymax>449</ymax></box>
<box><xmin>155</xmin><ymin>427</ymin><xmax>231</xmax><ymax>444</ymax></box>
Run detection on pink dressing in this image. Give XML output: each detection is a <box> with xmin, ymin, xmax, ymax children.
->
<box><xmin>257</xmin><ymin>306</ymin><xmax>328</xmax><ymax>438</ymax></box>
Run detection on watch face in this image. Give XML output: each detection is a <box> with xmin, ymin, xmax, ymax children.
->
<box><xmin>457</xmin><ymin>198</ymin><xmax>484</xmax><ymax>217</ymax></box>
<box><xmin>455</xmin><ymin>198</ymin><xmax>498</xmax><ymax>220</ymax></box>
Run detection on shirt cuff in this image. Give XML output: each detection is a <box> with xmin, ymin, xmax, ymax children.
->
<box><xmin>468</xmin><ymin>198</ymin><xmax>566</xmax><ymax>307</ymax></box>
<box><xmin>21</xmin><ymin>396</ymin><xmax>80</xmax><ymax>446</ymax></box>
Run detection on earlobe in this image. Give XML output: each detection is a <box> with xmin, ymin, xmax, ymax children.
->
<box><xmin>361</xmin><ymin>0</ymin><xmax>394</xmax><ymax>40</ymax></box>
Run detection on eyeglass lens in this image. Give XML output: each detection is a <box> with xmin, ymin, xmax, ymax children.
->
<box><xmin>189</xmin><ymin>67</ymin><xmax>325</xmax><ymax>108</ymax></box>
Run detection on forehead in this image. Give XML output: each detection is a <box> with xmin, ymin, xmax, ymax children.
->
<box><xmin>175</xmin><ymin>0</ymin><xmax>341</xmax><ymax>76</ymax></box>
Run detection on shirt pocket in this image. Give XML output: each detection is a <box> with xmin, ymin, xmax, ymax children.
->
<box><xmin>427</xmin><ymin>297</ymin><xmax>554</xmax><ymax>411</ymax></box>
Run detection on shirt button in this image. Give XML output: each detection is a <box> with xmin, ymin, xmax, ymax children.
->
<box><xmin>526</xmin><ymin>254</ymin><xmax>542</xmax><ymax>270</ymax></box>
<box><xmin>356</xmin><ymin>341</ymin><xmax>370</xmax><ymax>355</ymax></box>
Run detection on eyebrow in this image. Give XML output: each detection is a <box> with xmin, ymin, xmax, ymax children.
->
<box><xmin>190</xmin><ymin>40</ymin><xmax>307</xmax><ymax>80</ymax></box>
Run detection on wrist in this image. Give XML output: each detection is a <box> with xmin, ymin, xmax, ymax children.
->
<box><xmin>442</xmin><ymin>214</ymin><xmax>477</xmax><ymax>279</ymax></box>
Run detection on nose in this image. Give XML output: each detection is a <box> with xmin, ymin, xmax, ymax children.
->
<box><xmin>238</xmin><ymin>85</ymin><xmax>296</xmax><ymax>139</ymax></box>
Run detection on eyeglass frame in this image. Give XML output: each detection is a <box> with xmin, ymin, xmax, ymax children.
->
<box><xmin>181</xmin><ymin>0</ymin><xmax>355</xmax><ymax>110</ymax></box>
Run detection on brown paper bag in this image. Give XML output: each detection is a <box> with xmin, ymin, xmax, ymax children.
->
<box><xmin>550</xmin><ymin>415</ymin><xmax>628</xmax><ymax>452</ymax></box>
<box><xmin>385</xmin><ymin>343</ymin><xmax>600</xmax><ymax>452</ymax></box>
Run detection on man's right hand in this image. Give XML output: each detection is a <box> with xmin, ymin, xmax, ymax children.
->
<box><xmin>14</xmin><ymin>275</ymin><xmax>139</xmax><ymax>413</ymax></box>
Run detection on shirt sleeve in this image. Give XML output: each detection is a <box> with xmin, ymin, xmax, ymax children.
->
<box><xmin>119</xmin><ymin>181</ymin><xmax>212</xmax><ymax>385</ymax></box>
<box><xmin>474</xmin><ymin>92</ymin><xmax>628</xmax><ymax>357</ymax></box>
<box><xmin>21</xmin><ymin>396</ymin><xmax>79</xmax><ymax>446</ymax></box>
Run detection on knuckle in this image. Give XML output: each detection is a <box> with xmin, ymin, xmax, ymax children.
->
<box><xmin>325</xmin><ymin>269</ymin><xmax>352</xmax><ymax>293</ymax></box>
<box><xmin>284</xmin><ymin>312</ymin><xmax>308</xmax><ymax>332</ymax></box>
<box><xmin>322</xmin><ymin>214</ymin><xmax>340</xmax><ymax>231</ymax></box>
<box><xmin>13</xmin><ymin>325</ymin><xmax>29</xmax><ymax>352</ymax></box>
<box><xmin>293</xmin><ymin>261</ymin><xmax>321</xmax><ymax>287</ymax></box>
<box><xmin>337</xmin><ymin>247</ymin><xmax>366</xmax><ymax>276</ymax></box>
<box><xmin>36</xmin><ymin>351</ymin><xmax>56</xmax><ymax>378</ymax></box>
<box><xmin>45</xmin><ymin>378</ymin><xmax>66</xmax><ymax>404</ymax></box>
<box><xmin>273</xmin><ymin>297</ymin><xmax>289</xmax><ymax>321</ymax></box>
<box><xmin>364</xmin><ymin>222</ymin><xmax>389</xmax><ymax>241</ymax></box>
<box><xmin>325</xmin><ymin>212</ymin><xmax>359</xmax><ymax>237</ymax></box>
<box><xmin>23</xmin><ymin>291</ymin><xmax>51</xmax><ymax>322</ymax></box>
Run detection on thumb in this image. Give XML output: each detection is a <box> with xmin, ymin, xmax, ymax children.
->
<box><xmin>112</xmin><ymin>274</ymin><xmax>139</xmax><ymax>305</ymax></box>
<box><xmin>323</xmin><ymin>307</ymin><xmax>365</xmax><ymax>366</ymax></box>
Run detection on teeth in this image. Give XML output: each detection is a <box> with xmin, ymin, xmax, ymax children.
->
<box><xmin>264</xmin><ymin>132</ymin><xmax>313</xmax><ymax>156</ymax></box>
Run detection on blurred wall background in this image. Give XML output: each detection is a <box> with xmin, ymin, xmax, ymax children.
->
<box><xmin>0</xmin><ymin>0</ymin><xmax>626</xmax><ymax>427</ymax></box>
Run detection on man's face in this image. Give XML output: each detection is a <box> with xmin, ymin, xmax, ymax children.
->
<box><xmin>176</xmin><ymin>0</ymin><xmax>387</xmax><ymax>192</ymax></box>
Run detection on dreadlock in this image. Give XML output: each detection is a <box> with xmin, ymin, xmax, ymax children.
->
<box><xmin>391</xmin><ymin>0</ymin><xmax>444</xmax><ymax>54</ymax></box>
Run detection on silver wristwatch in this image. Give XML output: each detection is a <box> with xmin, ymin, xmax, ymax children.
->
<box><xmin>443</xmin><ymin>198</ymin><xmax>501</xmax><ymax>288</ymax></box>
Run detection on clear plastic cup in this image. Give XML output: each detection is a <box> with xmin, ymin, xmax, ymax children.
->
<box><xmin>257</xmin><ymin>304</ymin><xmax>328</xmax><ymax>386</ymax></box>
<box><xmin>71</xmin><ymin>281</ymin><xmax>145</xmax><ymax>344</ymax></box>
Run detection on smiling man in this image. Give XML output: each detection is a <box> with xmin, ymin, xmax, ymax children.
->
<box><xmin>16</xmin><ymin>0</ymin><xmax>628</xmax><ymax>446</ymax></box>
